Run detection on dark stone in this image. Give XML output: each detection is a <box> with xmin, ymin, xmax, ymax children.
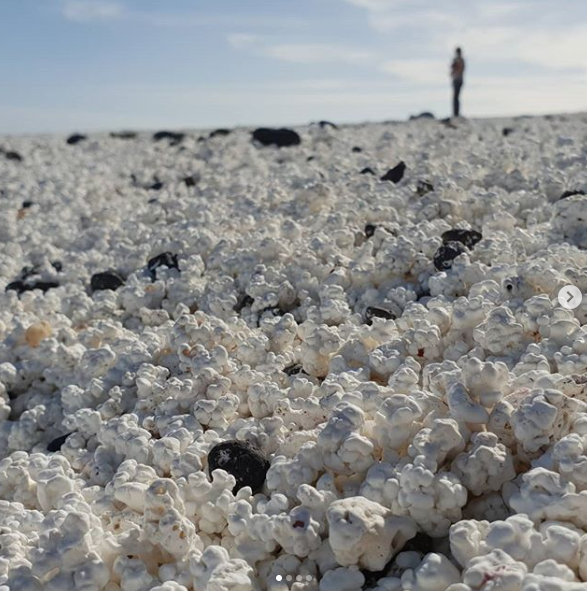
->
<box><xmin>416</xmin><ymin>180</ymin><xmax>434</xmax><ymax>196</ymax></box>
<box><xmin>6</xmin><ymin>280</ymin><xmax>59</xmax><ymax>294</ymax></box>
<box><xmin>433</xmin><ymin>241</ymin><xmax>466</xmax><ymax>271</ymax></box>
<box><xmin>208</xmin><ymin>440</ymin><xmax>270</xmax><ymax>494</ymax></box>
<box><xmin>441</xmin><ymin>229</ymin><xmax>482</xmax><ymax>249</ymax></box>
<box><xmin>147</xmin><ymin>198</ymin><xmax>158</xmax><ymax>204</ymax></box>
<box><xmin>51</xmin><ymin>261</ymin><xmax>63</xmax><ymax>272</ymax></box>
<box><xmin>364</xmin><ymin>223</ymin><xmax>377</xmax><ymax>238</ymax></box>
<box><xmin>409</xmin><ymin>111</ymin><xmax>435</xmax><ymax>120</ymax></box>
<box><xmin>183</xmin><ymin>175</ymin><xmax>198</xmax><ymax>187</ymax></box>
<box><xmin>234</xmin><ymin>294</ymin><xmax>254</xmax><ymax>313</ymax></box>
<box><xmin>66</xmin><ymin>134</ymin><xmax>87</xmax><ymax>145</ymax></box>
<box><xmin>147</xmin><ymin>252</ymin><xmax>179</xmax><ymax>280</ymax></box>
<box><xmin>110</xmin><ymin>131</ymin><xmax>137</xmax><ymax>139</ymax></box>
<box><xmin>21</xmin><ymin>200</ymin><xmax>33</xmax><ymax>209</ymax></box>
<box><xmin>20</xmin><ymin>265</ymin><xmax>38</xmax><ymax>279</ymax></box>
<box><xmin>352</xmin><ymin>146</ymin><xmax>363</xmax><ymax>153</ymax></box>
<box><xmin>252</xmin><ymin>128</ymin><xmax>301</xmax><ymax>148</ymax></box>
<box><xmin>283</xmin><ymin>363</ymin><xmax>304</xmax><ymax>376</ymax></box>
<box><xmin>29</xmin><ymin>281</ymin><xmax>59</xmax><ymax>292</ymax></box>
<box><xmin>153</xmin><ymin>131</ymin><xmax>185</xmax><ymax>144</ymax></box>
<box><xmin>149</xmin><ymin>180</ymin><xmax>164</xmax><ymax>191</ymax></box>
<box><xmin>360</xmin><ymin>167</ymin><xmax>376</xmax><ymax>175</ymax></box>
<box><xmin>5</xmin><ymin>280</ymin><xmax>25</xmax><ymax>293</ymax></box>
<box><xmin>47</xmin><ymin>433</ymin><xmax>73</xmax><ymax>452</ymax></box>
<box><xmin>306</xmin><ymin>156</ymin><xmax>315</xmax><ymax>162</ymax></box>
<box><xmin>4</xmin><ymin>150</ymin><xmax>23</xmax><ymax>162</ymax></box>
<box><xmin>318</xmin><ymin>120</ymin><xmax>338</xmax><ymax>129</ymax></box>
<box><xmin>380</xmin><ymin>161</ymin><xmax>406</xmax><ymax>184</ymax></box>
<box><xmin>560</xmin><ymin>189</ymin><xmax>586</xmax><ymax>200</ymax></box>
<box><xmin>91</xmin><ymin>271</ymin><xmax>125</xmax><ymax>292</ymax></box>
<box><xmin>502</xmin><ymin>127</ymin><xmax>514</xmax><ymax>137</ymax></box>
<box><xmin>209</xmin><ymin>128</ymin><xmax>231</xmax><ymax>138</ymax></box>
<box><xmin>365</xmin><ymin>306</ymin><xmax>396</xmax><ymax>325</ymax></box>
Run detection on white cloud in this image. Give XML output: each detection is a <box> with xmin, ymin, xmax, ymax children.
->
<box><xmin>227</xmin><ymin>33</ymin><xmax>260</xmax><ymax>50</ymax></box>
<box><xmin>341</xmin><ymin>0</ymin><xmax>587</xmax><ymax>76</ymax></box>
<box><xmin>456</xmin><ymin>25</ymin><xmax>587</xmax><ymax>73</ymax></box>
<box><xmin>62</xmin><ymin>0</ymin><xmax>123</xmax><ymax>22</ymax></box>
<box><xmin>381</xmin><ymin>59</ymin><xmax>447</xmax><ymax>85</ymax></box>
<box><xmin>226</xmin><ymin>34</ymin><xmax>373</xmax><ymax>66</ymax></box>
<box><xmin>263</xmin><ymin>43</ymin><xmax>372</xmax><ymax>65</ymax></box>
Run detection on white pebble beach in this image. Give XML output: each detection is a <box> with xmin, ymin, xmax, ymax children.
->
<box><xmin>2</xmin><ymin>114</ymin><xmax>587</xmax><ymax>590</ymax></box>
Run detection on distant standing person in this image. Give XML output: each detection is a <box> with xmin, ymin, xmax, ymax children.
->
<box><xmin>451</xmin><ymin>47</ymin><xmax>465</xmax><ymax>117</ymax></box>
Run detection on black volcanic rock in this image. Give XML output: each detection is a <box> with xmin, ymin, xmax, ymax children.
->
<box><xmin>47</xmin><ymin>433</ymin><xmax>73</xmax><ymax>452</ymax></box>
<box><xmin>318</xmin><ymin>120</ymin><xmax>338</xmax><ymax>129</ymax></box>
<box><xmin>153</xmin><ymin>131</ymin><xmax>185</xmax><ymax>144</ymax></box>
<box><xmin>147</xmin><ymin>252</ymin><xmax>179</xmax><ymax>280</ymax></box>
<box><xmin>283</xmin><ymin>363</ymin><xmax>305</xmax><ymax>376</ymax></box>
<box><xmin>360</xmin><ymin>167</ymin><xmax>376</xmax><ymax>175</ymax></box>
<box><xmin>6</xmin><ymin>280</ymin><xmax>59</xmax><ymax>295</ymax></box>
<box><xmin>502</xmin><ymin>127</ymin><xmax>514</xmax><ymax>137</ymax></box>
<box><xmin>410</xmin><ymin>112</ymin><xmax>435</xmax><ymax>120</ymax></box>
<box><xmin>209</xmin><ymin>128</ymin><xmax>231</xmax><ymax>138</ymax></box>
<box><xmin>433</xmin><ymin>241</ymin><xmax>467</xmax><ymax>271</ymax></box>
<box><xmin>2</xmin><ymin>150</ymin><xmax>23</xmax><ymax>162</ymax></box>
<box><xmin>416</xmin><ymin>180</ymin><xmax>434</xmax><ymax>196</ymax></box>
<box><xmin>110</xmin><ymin>131</ymin><xmax>137</xmax><ymax>139</ymax></box>
<box><xmin>560</xmin><ymin>189</ymin><xmax>586</xmax><ymax>200</ymax></box>
<box><xmin>352</xmin><ymin>146</ymin><xmax>363</xmax><ymax>153</ymax></box>
<box><xmin>183</xmin><ymin>175</ymin><xmax>198</xmax><ymax>187</ymax></box>
<box><xmin>91</xmin><ymin>271</ymin><xmax>125</xmax><ymax>292</ymax></box>
<box><xmin>441</xmin><ymin>229</ymin><xmax>482</xmax><ymax>249</ymax></box>
<box><xmin>252</xmin><ymin>128</ymin><xmax>301</xmax><ymax>148</ymax></box>
<box><xmin>67</xmin><ymin>134</ymin><xmax>87</xmax><ymax>145</ymax></box>
<box><xmin>208</xmin><ymin>440</ymin><xmax>269</xmax><ymax>494</ymax></box>
<box><xmin>380</xmin><ymin>161</ymin><xmax>406</xmax><ymax>184</ymax></box>
<box><xmin>234</xmin><ymin>294</ymin><xmax>254</xmax><ymax>313</ymax></box>
<box><xmin>365</xmin><ymin>306</ymin><xmax>396</xmax><ymax>325</ymax></box>
<box><xmin>364</xmin><ymin>223</ymin><xmax>377</xmax><ymax>238</ymax></box>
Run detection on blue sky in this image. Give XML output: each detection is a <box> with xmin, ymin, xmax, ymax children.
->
<box><xmin>1</xmin><ymin>0</ymin><xmax>586</xmax><ymax>134</ymax></box>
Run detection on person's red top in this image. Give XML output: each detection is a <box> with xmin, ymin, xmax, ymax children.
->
<box><xmin>451</xmin><ymin>56</ymin><xmax>465</xmax><ymax>81</ymax></box>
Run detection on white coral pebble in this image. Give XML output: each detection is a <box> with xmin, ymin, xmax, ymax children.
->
<box><xmin>327</xmin><ymin>497</ymin><xmax>417</xmax><ymax>571</ymax></box>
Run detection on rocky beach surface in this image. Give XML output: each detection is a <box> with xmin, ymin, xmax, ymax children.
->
<box><xmin>2</xmin><ymin>114</ymin><xmax>587</xmax><ymax>590</ymax></box>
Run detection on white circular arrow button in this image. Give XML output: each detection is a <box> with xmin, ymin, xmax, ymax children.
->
<box><xmin>558</xmin><ymin>285</ymin><xmax>583</xmax><ymax>310</ymax></box>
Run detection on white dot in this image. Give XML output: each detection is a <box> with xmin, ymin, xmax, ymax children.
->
<box><xmin>306</xmin><ymin>575</ymin><xmax>313</xmax><ymax>581</ymax></box>
<box><xmin>296</xmin><ymin>575</ymin><xmax>302</xmax><ymax>581</ymax></box>
<box><xmin>276</xmin><ymin>575</ymin><xmax>282</xmax><ymax>581</ymax></box>
<box><xmin>286</xmin><ymin>575</ymin><xmax>293</xmax><ymax>581</ymax></box>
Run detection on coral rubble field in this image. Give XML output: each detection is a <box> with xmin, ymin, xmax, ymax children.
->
<box><xmin>2</xmin><ymin>115</ymin><xmax>587</xmax><ymax>590</ymax></box>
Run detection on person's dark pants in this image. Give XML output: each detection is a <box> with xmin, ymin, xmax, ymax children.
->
<box><xmin>452</xmin><ymin>79</ymin><xmax>463</xmax><ymax>117</ymax></box>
